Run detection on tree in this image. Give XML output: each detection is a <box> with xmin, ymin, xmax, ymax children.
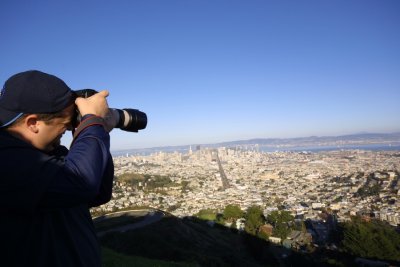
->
<box><xmin>266</xmin><ymin>210</ymin><xmax>294</xmax><ymax>239</ymax></box>
<box><xmin>257</xmin><ymin>229</ymin><xmax>269</xmax><ymax>241</ymax></box>
<box><xmin>223</xmin><ymin>204</ymin><xmax>243</xmax><ymax>222</ymax></box>
<box><xmin>244</xmin><ymin>205</ymin><xmax>265</xmax><ymax>235</ymax></box>
<box><xmin>341</xmin><ymin>217</ymin><xmax>400</xmax><ymax>261</ymax></box>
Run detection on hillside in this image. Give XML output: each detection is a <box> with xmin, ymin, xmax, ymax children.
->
<box><xmin>97</xmin><ymin>212</ymin><xmax>279</xmax><ymax>267</ymax></box>
<box><xmin>102</xmin><ymin>247</ymin><xmax>195</xmax><ymax>267</ymax></box>
<box><xmin>96</xmin><ymin>211</ymin><xmax>359</xmax><ymax>267</ymax></box>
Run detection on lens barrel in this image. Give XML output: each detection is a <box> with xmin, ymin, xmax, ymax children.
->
<box><xmin>115</xmin><ymin>108</ymin><xmax>147</xmax><ymax>132</ymax></box>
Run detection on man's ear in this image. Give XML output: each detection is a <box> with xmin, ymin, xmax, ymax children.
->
<box><xmin>25</xmin><ymin>115</ymin><xmax>40</xmax><ymax>133</ymax></box>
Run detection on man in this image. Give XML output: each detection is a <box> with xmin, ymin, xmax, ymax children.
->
<box><xmin>0</xmin><ymin>70</ymin><xmax>114</xmax><ymax>266</ymax></box>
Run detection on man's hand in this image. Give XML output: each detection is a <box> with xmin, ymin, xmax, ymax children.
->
<box><xmin>75</xmin><ymin>90</ymin><xmax>110</xmax><ymax>119</ymax></box>
<box><xmin>103</xmin><ymin>109</ymin><xmax>120</xmax><ymax>132</ymax></box>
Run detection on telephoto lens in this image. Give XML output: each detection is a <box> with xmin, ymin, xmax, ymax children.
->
<box><xmin>73</xmin><ymin>89</ymin><xmax>147</xmax><ymax>132</ymax></box>
<box><xmin>113</xmin><ymin>108</ymin><xmax>147</xmax><ymax>132</ymax></box>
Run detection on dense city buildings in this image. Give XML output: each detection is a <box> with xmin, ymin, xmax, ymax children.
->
<box><xmin>92</xmin><ymin>147</ymin><xmax>400</xmax><ymax>228</ymax></box>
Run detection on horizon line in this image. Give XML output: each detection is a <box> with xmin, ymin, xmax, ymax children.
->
<box><xmin>111</xmin><ymin>131</ymin><xmax>400</xmax><ymax>153</ymax></box>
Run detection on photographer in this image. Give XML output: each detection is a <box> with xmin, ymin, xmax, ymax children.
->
<box><xmin>0</xmin><ymin>70</ymin><xmax>114</xmax><ymax>267</ymax></box>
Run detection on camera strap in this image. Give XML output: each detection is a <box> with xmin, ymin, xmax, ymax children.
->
<box><xmin>71</xmin><ymin>115</ymin><xmax>106</xmax><ymax>144</ymax></box>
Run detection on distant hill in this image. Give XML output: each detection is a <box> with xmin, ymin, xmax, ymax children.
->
<box><xmin>112</xmin><ymin>132</ymin><xmax>400</xmax><ymax>155</ymax></box>
<box><xmin>215</xmin><ymin>132</ymin><xmax>400</xmax><ymax>147</ymax></box>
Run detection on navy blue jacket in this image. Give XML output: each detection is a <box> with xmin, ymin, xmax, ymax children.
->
<box><xmin>0</xmin><ymin>115</ymin><xmax>114</xmax><ymax>267</ymax></box>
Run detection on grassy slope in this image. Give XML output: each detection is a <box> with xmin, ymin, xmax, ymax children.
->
<box><xmin>102</xmin><ymin>247</ymin><xmax>196</xmax><ymax>267</ymax></box>
<box><xmin>99</xmin><ymin>214</ymin><xmax>278</xmax><ymax>267</ymax></box>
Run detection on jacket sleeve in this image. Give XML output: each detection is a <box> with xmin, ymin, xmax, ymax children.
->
<box><xmin>38</xmin><ymin>115</ymin><xmax>114</xmax><ymax>209</ymax></box>
<box><xmin>89</xmin><ymin>152</ymin><xmax>114</xmax><ymax>207</ymax></box>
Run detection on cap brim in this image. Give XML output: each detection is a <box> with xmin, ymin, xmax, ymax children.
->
<box><xmin>0</xmin><ymin>107</ymin><xmax>23</xmax><ymax>128</ymax></box>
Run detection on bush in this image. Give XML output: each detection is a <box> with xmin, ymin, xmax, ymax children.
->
<box><xmin>196</xmin><ymin>209</ymin><xmax>217</xmax><ymax>221</ymax></box>
<box><xmin>223</xmin><ymin>204</ymin><xmax>243</xmax><ymax>222</ymax></box>
<box><xmin>341</xmin><ymin>217</ymin><xmax>400</xmax><ymax>261</ymax></box>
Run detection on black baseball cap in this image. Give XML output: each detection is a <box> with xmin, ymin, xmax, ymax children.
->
<box><xmin>0</xmin><ymin>70</ymin><xmax>75</xmax><ymax>127</ymax></box>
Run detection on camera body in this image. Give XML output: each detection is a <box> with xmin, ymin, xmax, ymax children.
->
<box><xmin>73</xmin><ymin>89</ymin><xmax>147</xmax><ymax>132</ymax></box>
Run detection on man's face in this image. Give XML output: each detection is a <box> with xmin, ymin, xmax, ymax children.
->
<box><xmin>36</xmin><ymin>105</ymin><xmax>75</xmax><ymax>152</ymax></box>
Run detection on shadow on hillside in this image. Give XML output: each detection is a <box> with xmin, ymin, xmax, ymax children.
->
<box><xmin>95</xmin><ymin>211</ymin><xmax>371</xmax><ymax>267</ymax></box>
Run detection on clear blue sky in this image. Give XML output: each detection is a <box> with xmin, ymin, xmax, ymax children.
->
<box><xmin>1</xmin><ymin>0</ymin><xmax>399</xmax><ymax>151</ymax></box>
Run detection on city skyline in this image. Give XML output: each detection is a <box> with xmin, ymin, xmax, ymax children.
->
<box><xmin>1</xmin><ymin>1</ymin><xmax>399</xmax><ymax>151</ymax></box>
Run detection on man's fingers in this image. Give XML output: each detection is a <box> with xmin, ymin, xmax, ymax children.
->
<box><xmin>74</xmin><ymin>90</ymin><xmax>110</xmax><ymax>118</ymax></box>
<box><xmin>75</xmin><ymin>97</ymin><xmax>83</xmax><ymax>105</ymax></box>
<box><xmin>96</xmin><ymin>90</ymin><xmax>109</xmax><ymax>98</ymax></box>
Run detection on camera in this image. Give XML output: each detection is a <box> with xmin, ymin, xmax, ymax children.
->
<box><xmin>73</xmin><ymin>89</ymin><xmax>147</xmax><ymax>132</ymax></box>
